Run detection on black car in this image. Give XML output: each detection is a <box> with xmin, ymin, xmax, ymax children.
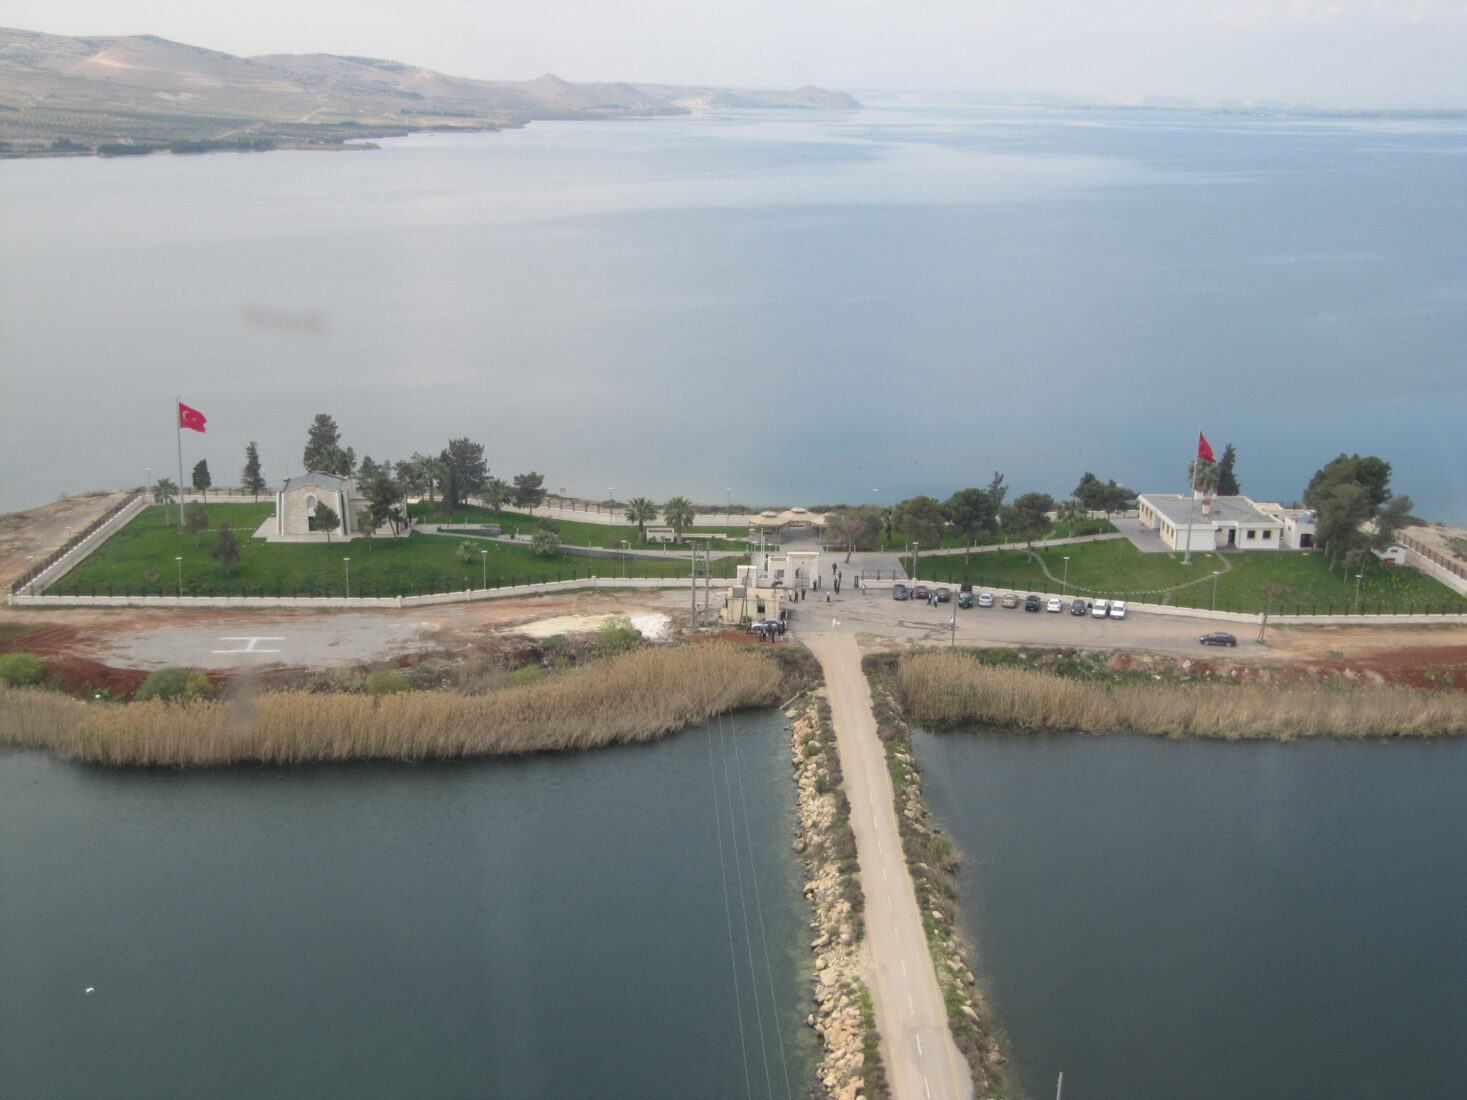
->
<box><xmin>892</xmin><ymin>583</ymin><xmax>909</xmax><ymax>600</ymax></box>
<box><xmin>1024</xmin><ymin>594</ymin><xmax>1042</xmax><ymax>612</ymax></box>
<box><xmin>1070</xmin><ymin>598</ymin><xmax>1088</xmax><ymax>616</ymax></box>
<box><xmin>935</xmin><ymin>587</ymin><xmax>951</xmax><ymax>603</ymax></box>
<box><xmin>1200</xmin><ymin>631</ymin><xmax>1238</xmax><ymax>647</ymax></box>
<box><xmin>957</xmin><ymin>591</ymin><xmax>973</xmax><ymax>608</ymax></box>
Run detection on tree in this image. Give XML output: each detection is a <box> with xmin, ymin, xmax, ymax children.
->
<box><xmin>482</xmin><ymin>476</ymin><xmax>511</xmax><ymax>514</ymax></box>
<box><xmin>826</xmin><ymin>504</ymin><xmax>883</xmax><ymax>562</ymax></box>
<box><xmin>357</xmin><ymin>455</ymin><xmax>380</xmax><ymax>485</ymax></box>
<box><xmin>422</xmin><ymin>455</ymin><xmax>448</xmax><ymax>502</ymax></box>
<box><xmin>443</xmin><ymin>438</ymin><xmax>488</xmax><ymax>496</ymax></box>
<box><xmin>241</xmin><ymin>441</ymin><xmax>265</xmax><ymax>500</ymax></box>
<box><xmin>892</xmin><ymin>495</ymin><xmax>944</xmax><ymax>548</ymax></box>
<box><xmin>439</xmin><ymin>463</ymin><xmax>460</xmax><ymax>521</ymax></box>
<box><xmin>152</xmin><ymin>478</ymin><xmax>178</xmax><ymax>520</ymax></box>
<box><xmin>1305</xmin><ymin>453</ymin><xmax>1404</xmax><ymax>570</ymax></box>
<box><xmin>944</xmin><ymin>487</ymin><xmax>1001</xmax><ymax>563</ymax></box>
<box><xmin>1097</xmin><ymin>480</ymin><xmax>1136</xmax><ymax>521</ymax></box>
<box><xmin>191</xmin><ymin>459</ymin><xmax>211</xmax><ymax>502</ymax></box>
<box><xmin>880</xmin><ymin>506</ymin><xmax>893</xmax><ymax>550</ymax></box>
<box><xmin>662</xmin><ymin>496</ymin><xmax>695</xmax><ymax>542</ymax></box>
<box><xmin>396</xmin><ymin>454</ymin><xmax>429</xmax><ymax>500</ymax></box>
<box><xmin>625</xmin><ymin>496</ymin><xmax>659</xmax><ymax>543</ymax></box>
<box><xmin>1216</xmin><ymin>444</ymin><xmax>1240</xmax><ymax>496</ymax></box>
<box><xmin>1055</xmin><ymin>498</ymin><xmax>1087</xmax><ymax>538</ymax></box>
<box><xmin>985</xmin><ymin>471</ymin><xmax>1009</xmax><ymax>514</ymax></box>
<box><xmin>1001</xmin><ymin>492</ymin><xmax>1056</xmax><ymax>553</ymax></box>
<box><xmin>1374</xmin><ymin>495</ymin><xmax>1419</xmax><ymax>549</ymax></box>
<box><xmin>302</xmin><ymin>413</ymin><xmax>342</xmax><ymax>472</ymax></box>
<box><xmin>311</xmin><ymin>501</ymin><xmax>340</xmax><ymax>542</ymax></box>
<box><xmin>1073</xmin><ymin>472</ymin><xmax>1103</xmax><ymax>510</ymax></box>
<box><xmin>365</xmin><ymin>470</ymin><xmax>406</xmax><ymax>537</ymax></box>
<box><xmin>531</xmin><ymin>519</ymin><xmax>560</xmax><ymax>557</ymax></box>
<box><xmin>317</xmin><ymin>444</ymin><xmax>356</xmax><ymax>478</ymax></box>
<box><xmin>182</xmin><ymin>500</ymin><xmax>210</xmax><ymax>546</ymax></box>
<box><xmin>1074</xmin><ymin>472</ymin><xmax>1133</xmax><ymax>521</ymax></box>
<box><xmin>1305</xmin><ymin>454</ymin><xmax>1393</xmax><ymax>511</ymax></box>
<box><xmin>1187</xmin><ymin>459</ymin><xmax>1220</xmax><ymax>496</ymax></box>
<box><xmin>1314</xmin><ymin>481</ymin><xmax>1373</xmax><ymax>571</ymax></box>
<box><xmin>513</xmin><ymin>471</ymin><xmax>547</xmax><ymax>513</ymax></box>
<box><xmin>209</xmin><ymin>522</ymin><xmax>240</xmax><ymax>575</ymax></box>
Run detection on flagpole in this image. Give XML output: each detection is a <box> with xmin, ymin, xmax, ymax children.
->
<box><xmin>176</xmin><ymin>393</ymin><xmax>185</xmax><ymax>527</ymax></box>
<box><xmin>1179</xmin><ymin>425</ymin><xmax>1191</xmax><ymax>569</ymax></box>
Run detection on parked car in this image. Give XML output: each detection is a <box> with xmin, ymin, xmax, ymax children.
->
<box><xmin>1046</xmin><ymin>596</ymin><xmax>1063</xmax><ymax>613</ymax></box>
<box><xmin>978</xmin><ymin>591</ymin><xmax>995</xmax><ymax>608</ymax></box>
<box><xmin>1091</xmin><ymin>598</ymin><xmax>1110</xmax><ymax>619</ymax></box>
<box><xmin>957</xmin><ymin>591</ymin><xmax>974</xmax><ymax>608</ymax></box>
<box><xmin>1024</xmin><ymin>594</ymin><xmax>1042</xmax><ymax>612</ymax></box>
<box><xmin>892</xmin><ymin>583</ymin><xmax>909</xmax><ymax>600</ymax></box>
<box><xmin>1200</xmin><ymin>631</ymin><xmax>1238</xmax><ymax>647</ymax></box>
<box><xmin>959</xmin><ymin>583</ymin><xmax>973</xmax><ymax>598</ymax></box>
<box><xmin>1070</xmin><ymin>598</ymin><xmax>1088</xmax><ymax>616</ymax></box>
<box><xmin>1001</xmin><ymin>593</ymin><xmax>1019</xmax><ymax>608</ymax></box>
<box><xmin>1110</xmin><ymin>600</ymin><xmax>1128</xmax><ymax>619</ymax></box>
<box><xmin>912</xmin><ymin>584</ymin><xmax>931</xmax><ymax>601</ymax></box>
<box><xmin>935</xmin><ymin>587</ymin><xmax>952</xmax><ymax>603</ymax></box>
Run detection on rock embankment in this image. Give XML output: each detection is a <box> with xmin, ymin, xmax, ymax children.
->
<box><xmin>789</xmin><ymin>696</ymin><xmax>889</xmax><ymax>1100</ymax></box>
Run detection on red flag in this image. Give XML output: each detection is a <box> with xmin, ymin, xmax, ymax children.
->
<box><xmin>1197</xmin><ymin>431</ymin><xmax>1214</xmax><ymax>464</ymax></box>
<box><xmin>179</xmin><ymin>402</ymin><xmax>207</xmax><ymax>433</ymax></box>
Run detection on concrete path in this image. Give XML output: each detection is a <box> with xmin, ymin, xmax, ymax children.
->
<box><xmin>804</xmin><ymin>631</ymin><xmax>973</xmax><ymax>1100</ymax></box>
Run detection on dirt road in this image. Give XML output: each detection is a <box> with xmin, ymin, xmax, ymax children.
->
<box><xmin>805</xmin><ymin>631</ymin><xmax>972</xmax><ymax>1100</ymax></box>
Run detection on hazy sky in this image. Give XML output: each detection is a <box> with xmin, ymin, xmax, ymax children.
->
<box><xmin>9</xmin><ymin>0</ymin><xmax>1467</xmax><ymax>106</ymax></box>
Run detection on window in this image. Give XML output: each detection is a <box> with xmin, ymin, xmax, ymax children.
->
<box><xmin>1263</xmin><ymin>530</ymin><xmax>1272</xmax><ymax>540</ymax></box>
<box><xmin>1246</xmin><ymin>529</ymin><xmax>1256</xmax><ymax>540</ymax></box>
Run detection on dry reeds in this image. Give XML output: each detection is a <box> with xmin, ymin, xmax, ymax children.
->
<box><xmin>896</xmin><ymin>650</ymin><xmax>1467</xmax><ymax>739</ymax></box>
<box><xmin>0</xmin><ymin>643</ymin><xmax>783</xmax><ymax>767</ymax></box>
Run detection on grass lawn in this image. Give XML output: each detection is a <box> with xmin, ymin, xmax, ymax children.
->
<box><xmin>884</xmin><ymin>518</ymin><xmax>1113</xmax><ymax>552</ymax></box>
<box><xmin>912</xmin><ymin>539</ymin><xmax>1467</xmax><ymax>615</ymax></box>
<box><xmin>54</xmin><ymin>504</ymin><xmax>737</xmax><ymax>598</ymax></box>
<box><xmin>409</xmin><ymin>502</ymin><xmax>754</xmax><ymax>549</ymax></box>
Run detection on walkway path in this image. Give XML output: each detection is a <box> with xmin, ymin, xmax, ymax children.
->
<box><xmin>803</xmin><ymin>631</ymin><xmax>973</xmax><ymax>1100</ymax></box>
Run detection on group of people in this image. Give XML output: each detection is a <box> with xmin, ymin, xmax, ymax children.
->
<box><xmin>750</xmin><ymin>618</ymin><xmax>786</xmax><ymax>642</ymax></box>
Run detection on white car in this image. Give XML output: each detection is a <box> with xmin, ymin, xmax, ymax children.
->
<box><xmin>1091</xmin><ymin>598</ymin><xmax>1110</xmax><ymax>619</ymax></box>
<box><xmin>977</xmin><ymin>591</ymin><xmax>994</xmax><ymax>608</ymax></box>
<box><xmin>1046</xmin><ymin>596</ymin><xmax>1063</xmax><ymax>613</ymax></box>
<box><xmin>1109</xmin><ymin>600</ymin><xmax>1127</xmax><ymax>619</ymax></box>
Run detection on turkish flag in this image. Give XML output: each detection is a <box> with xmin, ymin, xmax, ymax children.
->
<box><xmin>179</xmin><ymin>402</ymin><xmax>207</xmax><ymax>433</ymax></box>
<box><xmin>1197</xmin><ymin>431</ymin><xmax>1214</xmax><ymax>464</ymax></box>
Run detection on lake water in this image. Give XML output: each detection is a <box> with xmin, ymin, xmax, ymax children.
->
<box><xmin>915</xmin><ymin>729</ymin><xmax>1467</xmax><ymax>1100</ymax></box>
<box><xmin>0</xmin><ymin>711</ymin><xmax>815</xmax><ymax>1098</ymax></box>
<box><xmin>2</xmin><ymin>104</ymin><xmax>1464</xmax><ymax>524</ymax></box>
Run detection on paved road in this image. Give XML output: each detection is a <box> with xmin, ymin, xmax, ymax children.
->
<box><xmin>805</xmin><ymin>631</ymin><xmax>973</xmax><ymax>1100</ymax></box>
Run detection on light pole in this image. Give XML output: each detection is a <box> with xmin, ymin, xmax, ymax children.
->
<box><xmin>343</xmin><ymin>557</ymin><xmax>350</xmax><ymax>599</ymax></box>
<box><xmin>26</xmin><ymin>555</ymin><xmax>34</xmax><ymax>595</ymax></box>
<box><xmin>608</xmin><ymin>487</ymin><xmax>614</xmax><ymax>519</ymax></box>
<box><xmin>1212</xmin><ymin>570</ymin><xmax>1221</xmax><ymax>610</ymax></box>
<box><xmin>1062</xmin><ymin>556</ymin><xmax>1070</xmax><ymax>596</ymax></box>
<box><xmin>912</xmin><ymin>541</ymin><xmax>919</xmax><ymax>584</ymax></box>
<box><xmin>481</xmin><ymin>549</ymin><xmax>487</xmax><ymax>590</ymax></box>
<box><xmin>1354</xmin><ymin>571</ymin><xmax>1364</xmax><ymax>616</ymax></box>
<box><xmin>175</xmin><ymin>556</ymin><xmax>183</xmax><ymax>598</ymax></box>
<box><xmin>725</xmin><ymin>487</ymin><xmax>731</xmax><ymax>526</ymax></box>
<box><xmin>620</xmin><ymin>539</ymin><xmax>628</xmax><ymax>579</ymax></box>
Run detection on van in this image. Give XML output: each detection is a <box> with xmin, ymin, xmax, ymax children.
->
<box><xmin>1091</xmin><ymin>598</ymin><xmax>1110</xmax><ymax>619</ymax></box>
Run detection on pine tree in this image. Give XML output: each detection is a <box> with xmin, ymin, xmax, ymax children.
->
<box><xmin>191</xmin><ymin>459</ymin><xmax>211</xmax><ymax>502</ymax></box>
<box><xmin>241</xmin><ymin>441</ymin><xmax>266</xmax><ymax>500</ymax></box>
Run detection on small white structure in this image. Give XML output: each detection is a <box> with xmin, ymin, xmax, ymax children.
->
<box><xmin>274</xmin><ymin>472</ymin><xmax>365</xmax><ymax>539</ymax></box>
<box><xmin>722</xmin><ymin>567</ymin><xmax>786</xmax><ymax>625</ymax></box>
<box><xmin>1375</xmin><ymin>544</ymin><xmax>1408</xmax><ymax>566</ymax></box>
<box><xmin>1137</xmin><ymin>493</ymin><xmax>1286</xmax><ymax>552</ymax></box>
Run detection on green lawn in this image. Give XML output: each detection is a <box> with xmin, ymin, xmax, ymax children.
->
<box><xmin>884</xmin><ymin>518</ymin><xmax>1113</xmax><ymax>552</ymax></box>
<box><xmin>911</xmin><ymin>539</ymin><xmax>1467</xmax><ymax>616</ymax></box>
<box><xmin>410</xmin><ymin>502</ymin><xmax>754</xmax><ymax>550</ymax></box>
<box><xmin>54</xmin><ymin>504</ymin><xmax>737</xmax><ymax>598</ymax></box>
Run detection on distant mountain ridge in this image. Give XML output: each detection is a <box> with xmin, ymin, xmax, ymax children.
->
<box><xmin>0</xmin><ymin>27</ymin><xmax>861</xmax><ymax>156</ymax></box>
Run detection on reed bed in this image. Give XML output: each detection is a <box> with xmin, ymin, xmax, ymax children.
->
<box><xmin>897</xmin><ymin>650</ymin><xmax>1467</xmax><ymax>739</ymax></box>
<box><xmin>0</xmin><ymin>644</ymin><xmax>783</xmax><ymax>767</ymax></box>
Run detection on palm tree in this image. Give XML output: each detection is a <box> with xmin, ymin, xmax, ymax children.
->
<box><xmin>152</xmin><ymin>478</ymin><xmax>179</xmax><ymax>523</ymax></box>
<box><xmin>881</xmin><ymin>506</ymin><xmax>893</xmax><ymax>549</ymax></box>
<box><xmin>1056</xmin><ymin>498</ymin><xmax>1087</xmax><ymax>538</ymax></box>
<box><xmin>625</xmin><ymin>496</ymin><xmax>659</xmax><ymax>543</ymax></box>
<box><xmin>481</xmin><ymin>476</ymin><xmax>511</xmax><ymax>514</ymax></box>
<box><xmin>1187</xmin><ymin>458</ymin><xmax>1220</xmax><ymax>496</ymax></box>
<box><xmin>662</xmin><ymin>496</ymin><xmax>695</xmax><ymax>543</ymax></box>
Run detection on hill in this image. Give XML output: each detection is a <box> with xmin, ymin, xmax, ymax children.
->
<box><xmin>0</xmin><ymin>27</ymin><xmax>861</xmax><ymax>156</ymax></box>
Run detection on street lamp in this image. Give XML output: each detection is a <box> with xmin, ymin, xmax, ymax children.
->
<box><xmin>481</xmin><ymin>549</ymin><xmax>487</xmax><ymax>590</ymax></box>
<box><xmin>25</xmin><ymin>555</ymin><xmax>34</xmax><ymax>595</ymax></box>
<box><xmin>343</xmin><ymin>557</ymin><xmax>350</xmax><ymax>599</ymax></box>
<box><xmin>725</xmin><ymin>487</ymin><xmax>731</xmax><ymax>526</ymax></box>
<box><xmin>1212</xmin><ymin>570</ymin><xmax>1221</xmax><ymax>610</ymax></box>
<box><xmin>620</xmin><ymin>539</ymin><xmax>628</xmax><ymax>579</ymax></box>
<box><xmin>912</xmin><ymin>541</ymin><xmax>919</xmax><ymax>583</ymax></box>
<box><xmin>1062</xmin><ymin>556</ymin><xmax>1071</xmax><ymax>595</ymax></box>
<box><xmin>1354</xmin><ymin>572</ymin><xmax>1364</xmax><ymax>616</ymax></box>
<box><xmin>175</xmin><ymin>556</ymin><xmax>183</xmax><ymax>598</ymax></box>
<box><xmin>608</xmin><ymin>487</ymin><xmax>614</xmax><ymax>519</ymax></box>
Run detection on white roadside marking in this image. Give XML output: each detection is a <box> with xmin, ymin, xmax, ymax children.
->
<box><xmin>924</xmin><ymin>1074</ymin><xmax>932</xmax><ymax>1099</ymax></box>
<box><xmin>213</xmin><ymin>636</ymin><xmax>284</xmax><ymax>654</ymax></box>
<box><xmin>915</xmin><ymin>1033</ymin><xmax>923</xmax><ymax>1055</ymax></box>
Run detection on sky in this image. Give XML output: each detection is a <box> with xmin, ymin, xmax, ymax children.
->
<box><xmin>7</xmin><ymin>0</ymin><xmax>1467</xmax><ymax>107</ymax></box>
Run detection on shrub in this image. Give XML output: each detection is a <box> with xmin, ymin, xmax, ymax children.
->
<box><xmin>134</xmin><ymin>667</ymin><xmax>190</xmax><ymax>702</ymax></box>
<box><xmin>0</xmin><ymin>652</ymin><xmax>45</xmax><ymax>687</ymax></box>
<box><xmin>596</xmin><ymin>615</ymin><xmax>643</xmax><ymax>657</ymax></box>
<box><xmin>368</xmin><ymin>670</ymin><xmax>410</xmax><ymax>696</ymax></box>
<box><xmin>183</xmin><ymin>669</ymin><xmax>214</xmax><ymax>702</ymax></box>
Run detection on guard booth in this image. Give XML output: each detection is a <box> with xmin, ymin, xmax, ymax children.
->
<box><xmin>721</xmin><ymin>564</ymin><xmax>785</xmax><ymax>626</ymax></box>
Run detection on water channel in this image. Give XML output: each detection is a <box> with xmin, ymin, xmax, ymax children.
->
<box><xmin>1</xmin><ymin>711</ymin><xmax>815</xmax><ymax>1098</ymax></box>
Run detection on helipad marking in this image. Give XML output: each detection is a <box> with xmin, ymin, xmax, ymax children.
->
<box><xmin>213</xmin><ymin>636</ymin><xmax>285</xmax><ymax>654</ymax></box>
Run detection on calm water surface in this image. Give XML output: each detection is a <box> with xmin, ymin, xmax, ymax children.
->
<box><xmin>0</xmin><ymin>711</ymin><xmax>814</xmax><ymax>1098</ymax></box>
<box><xmin>2</xmin><ymin>105</ymin><xmax>1463</xmax><ymax>522</ymax></box>
<box><xmin>916</xmin><ymin>730</ymin><xmax>1467</xmax><ymax>1100</ymax></box>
